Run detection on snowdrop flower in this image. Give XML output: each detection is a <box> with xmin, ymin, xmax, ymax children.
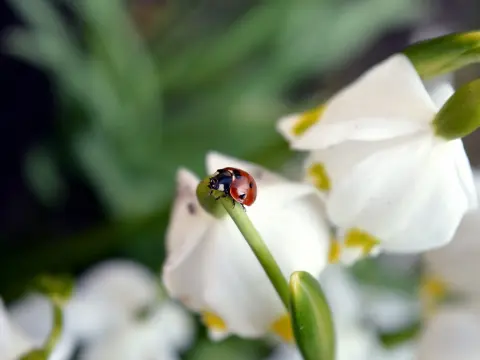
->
<box><xmin>163</xmin><ymin>152</ymin><xmax>330</xmax><ymax>341</ymax></box>
<box><xmin>423</xmin><ymin>171</ymin><xmax>480</xmax><ymax>300</ymax></box>
<box><xmin>66</xmin><ymin>259</ymin><xmax>161</xmax><ymax>341</ymax></box>
<box><xmin>79</xmin><ymin>301</ymin><xmax>194</xmax><ymax>360</ymax></box>
<box><xmin>2</xmin><ymin>296</ymin><xmax>73</xmax><ymax>360</ymax></box>
<box><xmin>266</xmin><ymin>265</ymin><xmax>379</xmax><ymax>360</ymax></box>
<box><xmin>67</xmin><ymin>260</ymin><xmax>195</xmax><ymax>360</ymax></box>
<box><xmin>278</xmin><ymin>53</ymin><xmax>477</xmax><ymax>262</ymax></box>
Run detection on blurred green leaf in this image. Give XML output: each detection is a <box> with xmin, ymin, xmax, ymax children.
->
<box><xmin>24</xmin><ymin>145</ymin><xmax>67</xmax><ymax>207</ymax></box>
<box><xmin>289</xmin><ymin>271</ymin><xmax>335</xmax><ymax>360</ymax></box>
<box><xmin>351</xmin><ymin>258</ymin><xmax>421</xmax><ymax>293</ymax></box>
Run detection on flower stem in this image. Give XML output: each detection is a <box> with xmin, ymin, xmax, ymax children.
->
<box><xmin>43</xmin><ymin>302</ymin><xmax>63</xmax><ymax>356</ymax></box>
<box><xmin>220</xmin><ymin>198</ymin><xmax>290</xmax><ymax>308</ymax></box>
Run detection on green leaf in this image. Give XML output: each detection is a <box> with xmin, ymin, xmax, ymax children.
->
<box><xmin>404</xmin><ymin>31</ymin><xmax>480</xmax><ymax>79</ymax></box>
<box><xmin>289</xmin><ymin>271</ymin><xmax>335</xmax><ymax>360</ymax></box>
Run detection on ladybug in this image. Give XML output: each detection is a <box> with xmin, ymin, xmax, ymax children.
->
<box><xmin>208</xmin><ymin>167</ymin><xmax>257</xmax><ymax>208</ymax></box>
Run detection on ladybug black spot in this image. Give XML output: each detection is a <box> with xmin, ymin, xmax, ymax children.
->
<box><xmin>249</xmin><ymin>182</ymin><xmax>253</xmax><ymax>188</ymax></box>
<box><xmin>187</xmin><ymin>202</ymin><xmax>196</xmax><ymax>215</ymax></box>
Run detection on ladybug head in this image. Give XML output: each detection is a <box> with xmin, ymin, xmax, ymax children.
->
<box><xmin>208</xmin><ymin>176</ymin><xmax>219</xmax><ymax>190</ymax></box>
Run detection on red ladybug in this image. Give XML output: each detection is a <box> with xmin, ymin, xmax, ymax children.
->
<box><xmin>208</xmin><ymin>167</ymin><xmax>257</xmax><ymax>208</ymax></box>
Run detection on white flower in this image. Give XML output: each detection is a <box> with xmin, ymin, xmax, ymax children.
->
<box><xmin>266</xmin><ymin>265</ymin><xmax>380</xmax><ymax>360</ymax></box>
<box><xmin>423</xmin><ymin>170</ymin><xmax>480</xmax><ymax>299</ymax></box>
<box><xmin>79</xmin><ymin>301</ymin><xmax>194</xmax><ymax>360</ymax></box>
<box><xmin>66</xmin><ymin>259</ymin><xmax>161</xmax><ymax>341</ymax></box>
<box><xmin>162</xmin><ymin>152</ymin><xmax>330</xmax><ymax>341</ymax></box>
<box><xmin>3</xmin><ymin>295</ymin><xmax>74</xmax><ymax>360</ymax></box>
<box><xmin>65</xmin><ymin>260</ymin><xmax>194</xmax><ymax>357</ymax></box>
<box><xmin>417</xmin><ymin>304</ymin><xmax>480</xmax><ymax>360</ymax></box>
<box><xmin>278</xmin><ymin>53</ymin><xmax>477</xmax><ymax>262</ymax></box>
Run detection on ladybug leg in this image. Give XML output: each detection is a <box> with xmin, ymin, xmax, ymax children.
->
<box><xmin>240</xmin><ymin>203</ymin><xmax>246</xmax><ymax>212</ymax></box>
<box><xmin>214</xmin><ymin>193</ymin><xmax>229</xmax><ymax>201</ymax></box>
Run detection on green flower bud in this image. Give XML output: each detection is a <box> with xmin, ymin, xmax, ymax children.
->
<box><xmin>433</xmin><ymin>79</ymin><xmax>480</xmax><ymax>139</ymax></box>
<box><xmin>196</xmin><ymin>177</ymin><xmax>227</xmax><ymax>219</ymax></box>
<box><xmin>289</xmin><ymin>271</ymin><xmax>335</xmax><ymax>360</ymax></box>
<box><xmin>404</xmin><ymin>31</ymin><xmax>480</xmax><ymax>79</ymax></box>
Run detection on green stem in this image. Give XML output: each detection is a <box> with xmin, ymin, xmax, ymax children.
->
<box><xmin>43</xmin><ymin>302</ymin><xmax>63</xmax><ymax>356</ymax></box>
<box><xmin>220</xmin><ymin>197</ymin><xmax>290</xmax><ymax>308</ymax></box>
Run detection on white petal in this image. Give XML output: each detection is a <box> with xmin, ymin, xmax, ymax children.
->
<box><xmin>206</xmin><ymin>151</ymin><xmax>286</xmax><ymax>185</ymax></box>
<box><xmin>162</xmin><ymin>169</ymin><xmax>215</xmax><ymax>311</ymax></box>
<box><xmin>327</xmin><ymin>134</ymin><xmax>434</xmax><ymax>238</ymax></box>
<box><xmin>424</xmin><ymin>206</ymin><xmax>480</xmax><ymax>298</ymax></box>
<box><xmin>0</xmin><ymin>299</ymin><xmax>34</xmax><ymax>360</ymax></box>
<box><xmin>165</xmin><ymin>168</ymin><xmax>213</xmax><ymax>254</ymax></box>
<box><xmin>203</xmin><ymin>186</ymin><xmax>330</xmax><ymax>337</ymax></box>
<box><xmin>292</xmin><ymin>54</ymin><xmax>436</xmax><ymax>150</ymax></box>
<box><xmin>152</xmin><ymin>301</ymin><xmax>195</xmax><ymax>351</ymax></box>
<box><xmin>452</xmin><ymin>140</ymin><xmax>477</xmax><ymax>211</ymax></box>
<box><xmin>70</xmin><ymin>260</ymin><xmax>158</xmax><ymax>341</ymax></box>
<box><xmin>381</xmin><ymin>140</ymin><xmax>470</xmax><ymax>252</ymax></box>
<box><xmin>276</xmin><ymin>113</ymin><xmax>304</xmax><ymax>143</ymax></box>
<box><xmin>418</xmin><ymin>306</ymin><xmax>480</xmax><ymax>360</ymax></box>
<box><xmin>162</xmin><ymin>230</ymin><xmax>210</xmax><ymax>312</ymax></box>
<box><xmin>319</xmin><ymin>265</ymin><xmax>363</xmax><ymax>326</ymax></box>
<box><xmin>7</xmin><ymin>294</ymin><xmax>75</xmax><ymax>360</ymax></box>
<box><xmin>79</xmin><ymin>301</ymin><xmax>194</xmax><ymax>360</ymax></box>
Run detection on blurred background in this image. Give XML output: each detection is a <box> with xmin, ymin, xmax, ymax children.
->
<box><xmin>1</xmin><ymin>0</ymin><xmax>480</xmax><ymax>358</ymax></box>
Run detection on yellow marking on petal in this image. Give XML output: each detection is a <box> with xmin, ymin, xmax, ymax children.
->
<box><xmin>344</xmin><ymin>228</ymin><xmax>380</xmax><ymax>256</ymax></box>
<box><xmin>328</xmin><ymin>239</ymin><xmax>341</xmax><ymax>264</ymax></box>
<box><xmin>271</xmin><ymin>314</ymin><xmax>294</xmax><ymax>343</ymax></box>
<box><xmin>420</xmin><ymin>275</ymin><xmax>448</xmax><ymax>318</ymax></box>
<box><xmin>307</xmin><ymin>163</ymin><xmax>331</xmax><ymax>191</ymax></box>
<box><xmin>291</xmin><ymin>105</ymin><xmax>325</xmax><ymax>136</ymax></box>
<box><xmin>201</xmin><ymin>311</ymin><xmax>227</xmax><ymax>331</ymax></box>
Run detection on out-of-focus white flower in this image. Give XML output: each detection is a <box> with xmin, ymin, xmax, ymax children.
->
<box><xmin>418</xmin><ymin>304</ymin><xmax>480</xmax><ymax>360</ymax></box>
<box><xmin>424</xmin><ymin>171</ymin><xmax>480</xmax><ymax>300</ymax></box>
<box><xmin>67</xmin><ymin>260</ymin><xmax>195</xmax><ymax>360</ymax></box>
<box><xmin>278</xmin><ymin>53</ymin><xmax>477</xmax><ymax>263</ymax></box>
<box><xmin>3</xmin><ymin>295</ymin><xmax>74</xmax><ymax>360</ymax></box>
<box><xmin>163</xmin><ymin>152</ymin><xmax>330</xmax><ymax>341</ymax></box>
<box><xmin>79</xmin><ymin>301</ymin><xmax>194</xmax><ymax>360</ymax></box>
<box><xmin>266</xmin><ymin>265</ymin><xmax>379</xmax><ymax>360</ymax></box>
<box><xmin>66</xmin><ymin>259</ymin><xmax>161</xmax><ymax>341</ymax></box>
